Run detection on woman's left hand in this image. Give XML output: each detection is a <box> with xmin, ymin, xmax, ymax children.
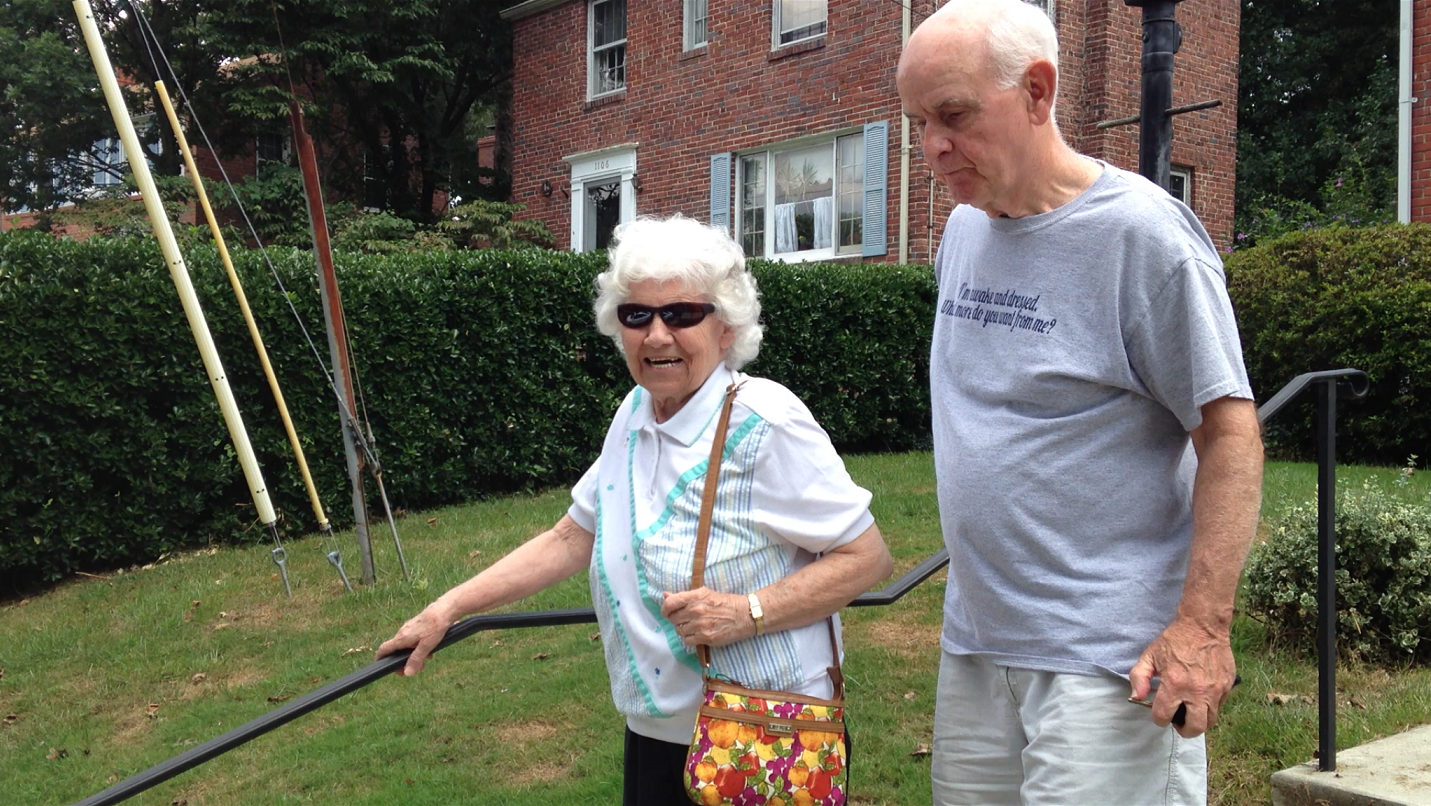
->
<box><xmin>661</xmin><ymin>588</ymin><xmax>754</xmax><ymax>647</ymax></box>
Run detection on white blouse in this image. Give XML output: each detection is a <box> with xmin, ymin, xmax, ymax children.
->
<box><xmin>568</xmin><ymin>364</ymin><xmax>875</xmax><ymax>743</ymax></box>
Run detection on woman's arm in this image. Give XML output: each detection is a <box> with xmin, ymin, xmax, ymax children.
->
<box><xmin>660</xmin><ymin>523</ymin><xmax>892</xmax><ymax>647</ymax></box>
<box><xmin>376</xmin><ymin>514</ymin><xmax>595</xmax><ymax>676</ymax></box>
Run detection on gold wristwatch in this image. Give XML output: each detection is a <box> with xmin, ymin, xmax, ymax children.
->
<box><xmin>747</xmin><ymin>592</ymin><xmax>765</xmax><ymax>636</ymax></box>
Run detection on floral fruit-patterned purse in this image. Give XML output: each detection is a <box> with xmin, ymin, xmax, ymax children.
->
<box><xmin>683</xmin><ymin>383</ymin><xmax>849</xmax><ymax>806</ymax></box>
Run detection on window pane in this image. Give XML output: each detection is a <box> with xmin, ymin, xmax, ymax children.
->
<box><xmin>779</xmin><ymin>0</ymin><xmax>827</xmax><ymax>44</ymax></box>
<box><xmin>586</xmin><ymin>181</ymin><xmax>621</xmax><ymax>251</ymax></box>
<box><xmin>837</xmin><ymin>133</ymin><xmax>863</xmax><ymax>248</ymax></box>
<box><xmin>1169</xmin><ymin>169</ymin><xmax>1189</xmax><ymax>205</ymax></box>
<box><xmin>740</xmin><ymin>155</ymin><xmax>766</xmax><ymax>258</ymax></box>
<box><xmin>773</xmin><ymin>144</ymin><xmax>833</xmax><ymax>253</ymax></box>
<box><xmin>93</xmin><ymin>138</ymin><xmax>123</xmax><ymax>186</ymax></box>
<box><xmin>773</xmin><ymin>145</ymin><xmax>833</xmax><ymax>205</ymax></box>
<box><xmin>257</xmin><ymin>132</ymin><xmax>285</xmax><ymax>164</ymax></box>
<box><xmin>687</xmin><ymin>0</ymin><xmax>708</xmax><ymax>47</ymax></box>
<box><xmin>594</xmin><ymin>0</ymin><xmax>626</xmax><ymax>48</ymax></box>
<box><xmin>594</xmin><ymin>43</ymin><xmax>626</xmax><ymax>94</ymax></box>
<box><xmin>591</xmin><ymin>0</ymin><xmax>626</xmax><ymax>95</ymax></box>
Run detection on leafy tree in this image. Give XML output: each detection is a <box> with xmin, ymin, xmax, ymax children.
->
<box><xmin>210</xmin><ymin>0</ymin><xmax>512</xmax><ymax>224</ymax></box>
<box><xmin>215</xmin><ymin>162</ymin><xmax>360</xmax><ymax>249</ymax></box>
<box><xmin>1</xmin><ymin>0</ymin><xmax>238</xmax><ymax>215</ymax></box>
<box><xmin>50</xmin><ymin>173</ymin><xmax>195</xmax><ymax>239</ymax></box>
<box><xmin>4</xmin><ymin>0</ymin><xmax>511</xmax><ymax>228</ymax></box>
<box><xmin>330</xmin><ymin>209</ymin><xmax>426</xmax><ymax>254</ymax></box>
<box><xmin>0</xmin><ymin>0</ymin><xmax>116</xmax><ymax>213</ymax></box>
<box><xmin>100</xmin><ymin>0</ymin><xmax>246</xmax><ymax>178</ymax></box>
<box><xmin>1237</xmin><ymin>0</ymin><xmax>1398</xmax><ymax>244</ymax></box>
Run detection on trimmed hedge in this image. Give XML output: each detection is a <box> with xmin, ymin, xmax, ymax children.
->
<box><xmin>1226</xmin><ymin>224</ymin><xmax>1431</xmax><ymax>465</ymax></box>
<box><xmin>0</xmin><ymin>233</ymin><xmax>934</xmax><ymax>589</ymax></box>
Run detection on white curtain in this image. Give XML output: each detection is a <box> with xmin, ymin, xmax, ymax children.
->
<box><xmin>774</xmin><ymin>203</ymin><xmax>798</xmax><ymax>254</ymax></box>
<box><xmin>813</xmin><ymin>196</ymin><xmax>833</xmax><ymax>250</ymax></box>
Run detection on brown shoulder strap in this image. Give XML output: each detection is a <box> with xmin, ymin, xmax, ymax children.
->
<box><xmin>690</xmin><ymin>381</ymin><xmax>844</xmax><ymax>700</ymax></box>
<box><xmin>693</xmin><ymin>382</ymin><xmax>741</xmax><ymax>669</ymax></box>
<box><xmin>826</xmin><ymin>616</ymin><xmax>844</xmax><ymax>700</ymax></box>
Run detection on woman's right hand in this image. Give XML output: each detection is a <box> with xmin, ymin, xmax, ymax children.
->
<box><xmin>376</xmin><ymin>603</ymin><xmax>457</xmax><ymax>677</ymax></box>
<box><xmin>373</xmin><ymin>515</ymin><xmax>595</xmax><ymax>677</ymax></box>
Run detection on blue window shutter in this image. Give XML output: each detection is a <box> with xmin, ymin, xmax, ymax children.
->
<box><xmin>862</xmin><ymin>121</ymin><xmax>889</xmax><ymax>257</ymax></box>
<box><xmin>710</xmin><ymin>153</ymin><xmax>731</xmax><ymax>234</ymax></box>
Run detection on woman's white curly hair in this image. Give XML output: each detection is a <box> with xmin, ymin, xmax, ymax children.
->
<box><xmin>593</xmin><ymin>215</ymin><xmax>763</xmax><ymax>369</ymax></box>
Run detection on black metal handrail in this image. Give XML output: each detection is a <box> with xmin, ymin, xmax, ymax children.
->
<box><xmin>73</xmin><ymin>369</ymin><xmax>1368</xmax><ymax>804</ymax></box>
<box><xmin>1255</xmin><ymin>368</ymin><xmax>1368</xmax><ymax>424</ymax></box>
<box><xmin>1255</xmin><ymin>369</ymin><xmax>1368</xmax><ymax>772</ymax></box>
<box><xmin>73</xmin><ymin>548</ymin><xmax>950</xmax><ymax>806</ymax></box>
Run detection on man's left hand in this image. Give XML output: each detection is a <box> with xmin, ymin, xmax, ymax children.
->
<box><xmin>1129</xmin><ymin>616</ymin><xmax>1238</xmax><ymax>738</ymax></box>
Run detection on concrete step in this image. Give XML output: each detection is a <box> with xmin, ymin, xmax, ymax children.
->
<box><xmin>1271</xmin><ymin>724</ymin><xmax>1431</xmax><ymax>806</ymax></box>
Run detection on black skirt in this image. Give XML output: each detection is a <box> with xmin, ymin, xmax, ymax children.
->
<box><xmin>623</xmin><ymin>727</ymin><xmax>691</xmax><ymax>805</ymax></box>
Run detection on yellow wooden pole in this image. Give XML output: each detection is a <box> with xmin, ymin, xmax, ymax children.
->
<box><xmin>74</xmin><ymin>0</ymin><xmax>292</xmax><ymax>595</ymax></box>
<box><xmin>154</xmin><ymin>81</ymin><xmax>330</xmax><ymax>533</ymax></box>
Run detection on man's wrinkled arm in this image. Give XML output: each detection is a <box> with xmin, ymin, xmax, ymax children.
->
<box><xmin>1129</xmin><ymin>395</ymin><xmax>1263</xmax><ymax>737</ymax></box>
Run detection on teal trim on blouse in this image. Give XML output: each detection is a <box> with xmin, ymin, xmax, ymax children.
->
<box><xmin>593</xmin><ymin>388</ymin><xmax>669</xmax><ymax>718</ymax></box>
<box><xmin>629</xmin><ymin>412</ymin><xmax>765</xmax><ymax>675</ymax></box>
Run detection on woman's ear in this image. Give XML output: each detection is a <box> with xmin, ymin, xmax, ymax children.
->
<box><xmin>719</xmin><ymin>322</ymin><xmax>736</xmax><ymax>352</ymax></box>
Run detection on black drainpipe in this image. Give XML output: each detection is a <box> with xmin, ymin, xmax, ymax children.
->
<box><xmin>1124</xmin><ymin>0</ymin><xmax>1184</xmax><ymax>189</ymax></box>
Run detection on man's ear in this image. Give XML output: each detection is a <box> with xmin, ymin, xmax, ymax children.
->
<box><xmin>1024</xmin><ymin>59</ymin><xmax>1057</xmax><ymax>125</ymax></box>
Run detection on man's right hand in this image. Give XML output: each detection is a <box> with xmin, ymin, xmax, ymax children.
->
<box><xmin>1128</xmin><ymin>615</ymin><xmax>1237</xmax><ymax>738</ymax></box>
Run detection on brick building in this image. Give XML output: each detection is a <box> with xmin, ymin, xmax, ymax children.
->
<box><xmin>1412</xmin><ymin>4</ymin><xmax>1431</xmax><ymax>221</ymax></box>
<box><xmin>499</xmin><ymin>0</ymin><xmax>1240</xmax><ymax>261</ymax></box>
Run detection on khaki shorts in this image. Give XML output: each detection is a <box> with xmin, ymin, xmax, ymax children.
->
<box><xmin>932</xmin><ymin>650</ymin><xmax>1207</xmax><ymax>806</ymax></box>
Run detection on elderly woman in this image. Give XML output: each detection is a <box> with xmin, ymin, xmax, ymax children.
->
<box><xmin>378</xmin><ymin>215</ymin><xmax>892</xmax><ymax>805</ymax></box>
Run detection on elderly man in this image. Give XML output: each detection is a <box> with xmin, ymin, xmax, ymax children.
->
<box><xmin>897</xmin><ymin>1</ymin><xmax>1263</xmax><ymax>803</ymax></box>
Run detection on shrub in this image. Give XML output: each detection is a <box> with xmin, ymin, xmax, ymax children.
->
<box><xmin>1225</xmin><ymin>224</ymin><xmax>1431</xmax><ymax>464</ymax></box>
<box><xmin>1235</xmin><ymin>155</ymin><xmax>1395</xmax><ymax>249</ymax></box>
<box><xmin>437</xmin><ymin>200</ymin><xmax>554</xmax><ymax>250</ymax></box>
<box><xmin>748</xmin><ymin>259</ymin><xmax>934</xmax><ymax>452</ymax></box>
<box><xmin>1244</xmin><ymin>477</ymin><xmax>1431</xmax><ymax>664</ymax></box>
<box><xmin>330</xmin><ymin>210</ymin><xmax>424</xmax><ymax>254</ymax></box>
<box><xmin>217</xmin><ymin>165</ymin><xmax>356</xmax><ymax>249</ymax></box>
<box><xmin>0</xmin><ymin>232</ymin><xmax>935</xmax><ymax>590</ymax></box>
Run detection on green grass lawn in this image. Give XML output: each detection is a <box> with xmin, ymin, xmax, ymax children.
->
<box><xmin>2</xmin><ymin>455</ymin><xmax>1429</xmax><ymax>806</ymax></box>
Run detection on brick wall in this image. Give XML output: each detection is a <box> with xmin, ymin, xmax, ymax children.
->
<box><xmin>510</xmin><ymin>0</ymin><xmax>911</xmax><ymax>257</ymax></box>
<box><xmin>1413</xmin><ymin>2</ymin><xmax>1431</xmax><ymax>221</ymax></box>
<box><xmin>507</xmin><ymin>0</ymin><xmax>1240</xmax><ymax>258</ymax></box>
<box><xmin>1068</xmin><ymin>0</ymin><xmax>1239</xmax><ymax>250</ymax></box>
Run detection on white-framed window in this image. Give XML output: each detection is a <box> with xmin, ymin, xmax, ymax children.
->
<box><xmin>1169</xmin><ymin>165</ymin><xmax>1192</xmax><ymax>206</ymax></box>
<box><xmin>773</xmin><ymin>0</ymin><xmax>826</xmax><ymax>48</ymax></box>
<box><xmin>256</xmin><ymin>131</ymin><xmax>291</xmax><ymax>175</ymax></box>
<box><xmin>67</xmin><ymin>126</ymin><xmax>160</xmax><ymax>199</ymax></box>
<box><xmin>736</xmin><ymin>132</ymin><xmax>864</xmax><ymax>261</ymax></box>
<box><xmin>83</xmin><ymin>116</ymin><xmax>162</xmax><ymax>191</ymax></box>
<box><xmin>589</xmin><ymin>0</ymin><xmax>627</xmax><ymax>98</ymax></box>
<box><xmin>1025</xmin><ymin>0</ymin><xmax>1054</xmax><ymax>20</ymax></box>
<box><xmin>685</xmin><ymin>0</ymin><xmax>708</xmax><ymax>50</ymax></box>
<box><xmin>565</xmin><ymin>144</ymin><xmax>638</xmax><ymax>252</ymax></box>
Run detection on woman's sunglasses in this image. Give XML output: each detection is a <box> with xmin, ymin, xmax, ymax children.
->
<box><xmin>616</xmin><ymin>302</ymin><xmax>717</xmax><ymax>329</ymax></box>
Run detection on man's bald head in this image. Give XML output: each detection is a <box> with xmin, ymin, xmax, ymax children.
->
<box><xmin>908</xmin><ymin>0</ymin><xmax>1059</xmax><ymax>91</ymax></box>
<box><xmin>897</xmin><ymin>0</ymin><xmax>1083</xmax><ymax>217</ymax></box>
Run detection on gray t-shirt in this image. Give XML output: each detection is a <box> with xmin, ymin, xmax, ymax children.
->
<box><xmin>930</xmin><ymin>163</ymin><xmax>1253</xmax><ymax>678</ymax></box>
